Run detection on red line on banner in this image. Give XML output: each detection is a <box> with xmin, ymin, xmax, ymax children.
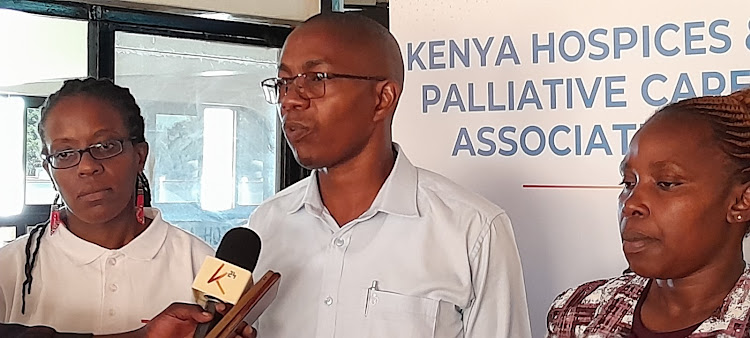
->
<box><xmin>522</xmin><ymin>184</ymin><xmax>622</xmax><ymax>189</ymax></box>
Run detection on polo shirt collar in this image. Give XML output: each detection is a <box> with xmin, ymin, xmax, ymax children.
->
<box><xmin>50</xmin><ymin>207</ymin><xmax>169</xmax><ymax>265</ymax></box>
<box><xmin>287</xmin><ymin>143</ymin><xmax>419</xmax><ymax>218</ymax></box>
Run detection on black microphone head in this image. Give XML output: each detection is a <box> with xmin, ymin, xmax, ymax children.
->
<box><xmin>215</xmin><ymin>227</ymin><xmax>262</xmax><ymax>273</ymax></box>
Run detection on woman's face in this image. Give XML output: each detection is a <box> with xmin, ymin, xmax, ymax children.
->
<box><xmin>618</xmin><ymin>112</ymin><xmax>743</xmax><ymax>279</ymax></box>
<box><xmin>42</xmin><ymin>95</ymin><xmax>148</xmax><ymax>225</ymax></box>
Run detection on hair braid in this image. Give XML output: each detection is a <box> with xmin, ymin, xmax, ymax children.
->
<box><xmin>21</xmin><ymin>221</ymin><xmax>48</xmax><ymax>315</ymax></box>
<box><xmin>655</xmin><ymin>88</ymin><xmax>750</xmax><ymax>181</ymax></box>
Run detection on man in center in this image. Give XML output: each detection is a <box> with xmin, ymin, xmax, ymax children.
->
<box><xmin>249</xmin><ymin>12</ymin><xmax>531</xmax><ymax>338</ymax></box>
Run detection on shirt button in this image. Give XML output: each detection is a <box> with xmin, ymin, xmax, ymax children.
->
<box><xmin>324</xmin><ymin>296</ymin><xmax>334</xmax><ymax>306</ymax></box>
<box><xmin>109</xmin><ymin>284</ymin><xmax>118</xmax><ymax>292</ymax></box>
<box><xmin>109</xmin><ymin>309</ymin><xmax>116</xmax><ymax>316</ymax></box>
<box><xmin>107</xmin><ymin>258</ymin><xmax>117</xmax><ymax>266</ymax></box>
<box><xmin>333</xmin><ymin>238</ymin><xmax>345</xmax><ymax>247</ymax></box>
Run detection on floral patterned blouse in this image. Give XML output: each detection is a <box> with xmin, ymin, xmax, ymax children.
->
<box><xmin>547</xmin><ymin>265</ymin><xmax>750</xmax><ymax>338</ymax></box>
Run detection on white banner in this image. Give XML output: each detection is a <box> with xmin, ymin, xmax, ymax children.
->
<box><xmin>390</xmin><ymin>1</ymin><xmax>750</xmax><ymax>336</ymax></box>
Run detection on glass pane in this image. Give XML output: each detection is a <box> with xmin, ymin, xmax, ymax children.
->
<box><xmin>200</xmin><ymin>108</ymin><xmax>236</xmax><ymax>211</ymax></box>
<box><xmin>115</xmin><ymin>32</ymin><xmax>279</xmax><ymax>247</ymax></box>
<box><xmin>0</xmin><ymin>9</ymin><xmax>88</xmax><ymax>206</ymax></box>
<box><xmin>26</xmin><ymin>106</ymin><xmax>56</xmax><ymax>204</ymax></box>
<box><xmin>0</xmin><ymin>9</ymin><xmax>87</xmax><ymax>94</ymax></box>
<box><xmin>0</xmin><ymin>225</ymin><xmax>17</xmax><ymax>248</ymax></box>
<box><xmin>0</xmin><ymin>97</ymin><xmax>25</xmax><ymax>216</ymax></box>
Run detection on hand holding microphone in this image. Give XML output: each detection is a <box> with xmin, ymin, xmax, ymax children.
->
<box><xmin>105</xmin><ymin>303</ymin><xmax>256</xmax><ymax>338</ymax></box>
<box><xmin>192</xmin><ymin>228</ymin><xmax>262</xmax><ymax>338</ymax></box>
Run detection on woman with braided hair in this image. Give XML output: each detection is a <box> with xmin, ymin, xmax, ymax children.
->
<box><xmin>547</xmin><ymin>88</ymin><xmax>750</xmax><ymax>338</ymax></box>
<box><xmin>0</xmin><ymin>78</ymin><xmax>214</xmax><ymax>335</ymax></box>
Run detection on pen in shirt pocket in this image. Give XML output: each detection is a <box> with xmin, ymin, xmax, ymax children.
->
<box><xmin>364</xmin><ymin>280</ymin><xmax>379</xmax><ymax>316</ymax></box>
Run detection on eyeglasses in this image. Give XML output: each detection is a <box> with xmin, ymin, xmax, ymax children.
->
<box><xmin>260</xmin><ymin>72</ymin><xmax>387</xmax><ymax>104</ymax></box>
<box><xmin>43</xmin><ymin>138</ymin><xmax>137</xmax><ymax>169</ymax></box>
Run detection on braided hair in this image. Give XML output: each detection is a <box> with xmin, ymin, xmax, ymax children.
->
<box><xmin>649</xmin><ymin>88</ymin><xmax>750</xmax><ymax>184</ymax></box>
<box><xmin>21</xmin><ymin>78</ymin><xmax>152</xmax><ymax>314</ymax></box>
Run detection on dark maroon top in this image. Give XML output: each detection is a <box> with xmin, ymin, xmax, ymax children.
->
<box><xmin>628</xmin><ymin>281</ymin><xmax>702</xmax><ymax>338</ymax></box>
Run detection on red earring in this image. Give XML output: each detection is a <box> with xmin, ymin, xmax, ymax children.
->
<box><xmin>50</xmin><ymin>194</ymin><xmax>62</xmax><ymax>235</ymax></box>
<box><xmin>136</xmin><ymin>175</ymin><xmax>145</xmax><ymax>225</ymax></box>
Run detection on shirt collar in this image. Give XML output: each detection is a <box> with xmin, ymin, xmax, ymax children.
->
<box><xmin>50</xmin><ymin>207</ymin><xmax>169</xmax><ymax>265</ymax></box>
<box><xmin>287</xmin><ymin>143</ymin><xmax>419</xmax><ymax>218</ymax></box>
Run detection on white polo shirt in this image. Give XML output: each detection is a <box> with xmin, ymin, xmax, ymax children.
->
<box><xmin>0</xmin><ymin>208</ymin><xmax>214</xmax><ymax>335</ymax></box>
<box><xmin>250</xmin><ymin>145</ymin><xmax>532</xmax><ymax>338</ymax></box>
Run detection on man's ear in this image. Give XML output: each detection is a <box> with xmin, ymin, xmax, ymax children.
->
<box><xmin>728</xmin><ymin>183</ymin><xmax>750</xmax><ymax>223</ymax></box>
<box><xmin>373</xmin><ymin>80</ymin><xmax>400</xmax><ymax>123</ymax></box>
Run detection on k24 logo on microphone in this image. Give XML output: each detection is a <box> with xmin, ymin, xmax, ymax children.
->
<box><xmin>193</xmin><ymin>256</ymin><xmax>253</xmax><ymax>305</ymax></box>
<box><xmin>208</xmin><ymin>263</ymin><xmax>240</xmax><ymax>294</ymax></box>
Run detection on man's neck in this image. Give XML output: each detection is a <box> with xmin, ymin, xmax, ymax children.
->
<box><xmin>317</xmin><ymin>143</ymin><xmax>396</xmax><ymax>226</ymax></box>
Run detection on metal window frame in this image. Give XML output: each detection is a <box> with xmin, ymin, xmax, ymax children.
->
<box><xmin>320</xmin><ymin>0</ymin><xmax>389</xmax><ymax>27</ymax></box>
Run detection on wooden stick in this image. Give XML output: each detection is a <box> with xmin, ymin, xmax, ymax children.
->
<box><xmin>207</xmin><ymin>271</ymin><xmax>281</xmax><ymax>338</ymax></box>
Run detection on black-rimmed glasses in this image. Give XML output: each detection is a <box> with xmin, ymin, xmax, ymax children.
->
<box><xmin>260</xmin><ymin>72</ymin><xmax>387</xmax><ymax>104</ymax></box>
<box><xmin>43</xmin><ymin>138</ymin><xmax>138</xmax><ymax>169</ymax></box>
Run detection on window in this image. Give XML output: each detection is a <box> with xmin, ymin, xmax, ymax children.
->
<box><xmin>0</xmin><ymin>9</ymin><xmax>87</xmax><ymax>218</ymax></box>
<box><xmin>24</xmin><ymin>106</ymin><xmax>57</xmax><ymax>205</ymax></box>
<box><xmin>0</xmin><ymin>97</ymin><xmax>25</xmax><ymax>216</ymax></box>
<box><xmin>115</xmin><ymin>32</ymin><xmax>280</xmax><ymax>247</ymax></box>
<box><xmin>0</xmin><ymin>2</ymin><xmax>295</xmax><ymax>245</ymax></box>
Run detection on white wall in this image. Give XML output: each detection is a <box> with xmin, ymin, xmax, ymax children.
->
<box><xmin>391</xmin><ymin>0</ymin><xmax>750</xmax><ymax>336</ymax></box>
<box><xmin>118</xmin><ymin>0</ymin><xmax>319</xmax><ymax>22</ymax></box>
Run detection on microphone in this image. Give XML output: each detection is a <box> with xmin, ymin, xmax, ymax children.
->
<box><xmin>192</xmin><ymin>228</ymin><xmax>262</xmax><ymax>338</ymax></box>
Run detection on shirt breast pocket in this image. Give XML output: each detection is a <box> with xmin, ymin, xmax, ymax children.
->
<box><xmin>364</xmin><ymin>288</ymin><xmax>439</xmax><ymax>338</ymax></box>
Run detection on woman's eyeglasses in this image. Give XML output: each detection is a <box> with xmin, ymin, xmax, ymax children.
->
<box><xmin>43</xmin><ymin>138</ymin><xmax>138</xmax><ymax>169</ymax></box>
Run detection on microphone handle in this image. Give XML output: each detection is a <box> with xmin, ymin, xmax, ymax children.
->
<box><xmin>194</xmin><ymin>299</ymin><xmax>221</xmax><ymax>338</ymax></box>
